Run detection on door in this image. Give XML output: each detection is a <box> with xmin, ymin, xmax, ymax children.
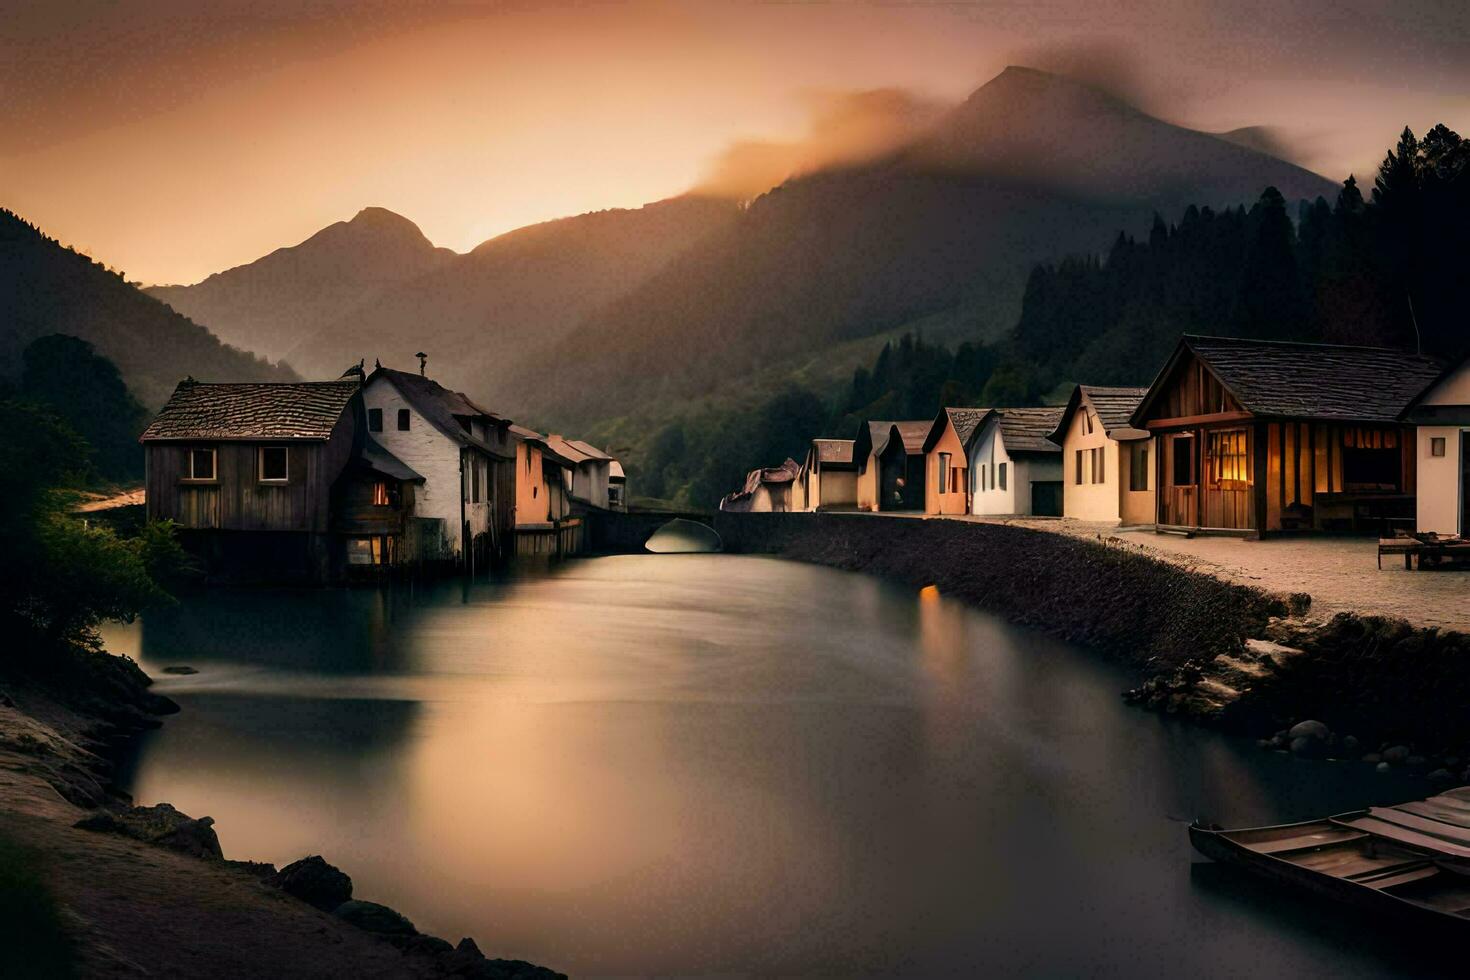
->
<box><xmin>1031</xmin><ymin>481</ymin><xmax>1063</xmax><ymax>517</ymax></box>
<box><xmin>1461</xmin><ymin>432</ymin><xmax>1469</xmax><ymax>536</ymax></box>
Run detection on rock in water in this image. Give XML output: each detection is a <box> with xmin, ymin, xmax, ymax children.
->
<box><xmin>161</xmin><ymin>665</ymin><xmax>199</xmax><ymax>675</ymax></box>
<box><xmin>270</xmin><ymin>856</ymin><xmax>353</xmax><ymax>911</ymax></box>
<box><xmin>1427</xmin><ymin>768</ymin><xmax>1455</xmax><ymax>787</ymax></box>
<box><xmin>1383</xmin><ymin>745</ymin><xmax>1412</xmax><ymax>764</ymax></box>
<box><xmin>1288</xmin><ymin>720</ymin><xmax>1330</xmax><ymax>741</ymax></box>
<box><xmin>1290</xmin><ymin>736</ymin><xmax>1323</xmax><ymax>758</ymax></box>
<box><xmin>334</xmin><ymin>900</ymin><xmax>416</xmax><ymax>936</ymax></box>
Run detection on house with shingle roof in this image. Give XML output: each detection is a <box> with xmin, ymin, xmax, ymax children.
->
<box><xmin>1131</xmin><ymin>335</ymin><xmax>1445</xmax><ymax>535</ymax></box>
<box><xmin>966</xmin><ymin>407</ymin><xmax>1065</xmax><ymax>517</ymax></box>
<box><xmin>853</xmin><ymin>420</ymin><xmax>930</xmax><ymax>512</ymax></box>
<box><xmin>543</xmin><ymin>434</ymin><xmax>617</xmax><ymax>510</ymax></box>
<box><xmin>1048</xmin><ymin>385</ymin><xmax>1154</xmax><ymax>525</ymax></box>
<box><xmin>140</xmin><ymin>377</ymin><xmax>422</xmax><ymax>581</ymax></box>
<box><xmin>921</xmin><ymin>407</ymin><xmax>989</xmax><ymax>515</ymax></box>
<box><xmin>796</xmin><ymin>437</ymin><xmax>859</xmax><ymax>511</ymax></box>
<box><xmin>362</xmin><ymin>365</ymin><xmax>516</xmax><ymax>568</ymax></box>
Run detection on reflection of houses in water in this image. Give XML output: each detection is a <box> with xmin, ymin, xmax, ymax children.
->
<box><xmin>1132</xmin><ymin>336</ymin><xmax>1444</xmax><ymax>535</ymax></box>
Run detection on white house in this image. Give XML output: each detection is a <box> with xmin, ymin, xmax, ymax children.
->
<box><xmin>361</xmin><ymin>365</ymin><xmax>514</xmax><ymax>566</ymax></box>
<box><xmin>1403</xmin><ymin>355</ymin><xmax>1470</xmax><ymax>536</ymax></box>
<box><xmin>1048</xmin><ymin>385</ymin><xmax>1155</xmax><ymax>526</ymax></box>
<box><xmin>967</xmin><ymin>407</ymin><xmax>1065</xmax><ymax>517</ymax></box>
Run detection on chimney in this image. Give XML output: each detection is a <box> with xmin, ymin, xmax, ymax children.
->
<box><xmin>416</xmin><ymin>352</ymin><xmax>428</xmax><ymax>376</ymax></box>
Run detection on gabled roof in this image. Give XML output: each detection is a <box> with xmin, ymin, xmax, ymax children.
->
<box><xmin>1048</xmin><ymin>385</ymin><xmax>1150</xmax><ymax>444</ymax></box>
<box><xmin>853</xmin><ymin>420</ymin><xmax>893</xmax><ymax>463</ymax></box>
<box><xmin>1133</xmin><ymin>336</ymin><xmax>1445</xmax><ymax>425</ymax></box>
<box><xmin>508</xmin><ymin>424</ymin><xmax>577</xmax><ymax>468</ymax></box>
<box><xmin>1400</xmin><ymin>351</ymin><xmax>1470</xmax><ymax>421</ymax></box>
<box><xmin>888</xmin><ymin>420</ymin><xmax>932</xmax><ymax>455</ymax></box>
<box><xmin>988</xmin><ymin>407</ymin><xmax>1064</xmax><ymax>454</ymax></box>
<box><xmin>140</xmin><ymin>380</ymin><xmax>358</xmax><ymax>442</ymax></box>
<box><xmin>544</xmin><ymin>434</ymin><xmax>613</xmax><ymax>468</ymax></box>
<box><xmin>358</xmin><ymin>436</ymin><xmax>424</xmax><ymax>483</ymax></box>
<box><xmin>365</xmin><ymin>367</ymin><xmax>511</xmax><ymax>459</ymax></box>
<box><xmin>609</xmin><ymin>460</ymin><xmax>626</xmax><ymax>481</ymax></box>
<box><xmin>921</xmin><ymin>407</ymin><xmax>990</xmax><ymax>453</ymax></box>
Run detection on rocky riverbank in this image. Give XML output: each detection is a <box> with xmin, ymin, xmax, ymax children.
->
<box><xmin>715</xmin><ymin>512</ymin><xmax>1470</xmax><ymax>781</ymax></box>
<box><xmin>0</xmin><ymin>647</ymin><xmax>565</xmax><ymax>979</ymax></box>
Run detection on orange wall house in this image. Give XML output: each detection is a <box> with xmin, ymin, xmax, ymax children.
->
<box><xmin>921</xmin><ymin>407</ymin><xmax>988</xmax><ymax>515</ymax></box>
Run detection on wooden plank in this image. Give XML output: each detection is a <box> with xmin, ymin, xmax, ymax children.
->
<box><xmin>1337</xmin><ymin>816</ymin><xmax>1470</xmax><ymax>859</ymax></box>
<box><xmin>1372</xmin><ymin>807</ymin><xmax>1470</xmax><ymax>845</ymax></box>
<box><xmin>1248</xmin><ymin>828</ymin><xmax>1366</xmax><ymax>854</ymax></box>
<box><xmin>1145</xmin><ymin>411</ymin><xmax>1253</xmax><ymax>431</ymax></box>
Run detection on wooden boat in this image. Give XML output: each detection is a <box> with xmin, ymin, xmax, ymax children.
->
<box><xmin>1190</xmin><ymin>787</ymin><xmax>1470</xmax><ymax>929</ymax></box>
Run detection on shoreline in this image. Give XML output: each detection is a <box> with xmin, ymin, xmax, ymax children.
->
<box><xmin>714</xmin><ymin>512</ymin><xmax>1470</xmax><ymax>780</ymax></box>
<box><xmin>0</xmin><ymin>647</ymin><xmax>564</xmax><ymax>979</ymax></box>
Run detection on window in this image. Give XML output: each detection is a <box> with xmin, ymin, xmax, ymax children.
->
<box><xmin>938</xmin><ymin>453</ymin><xmax>950</xmax><ymax>494</ymax></box>
<box><xmin>258</xmin><ymin>446</ymin><xmax>288</xmax><ymax>483</ymax></box>
<box><xmin>372</xmin><ymin>481</ymin><xmax>390</xmax><ymax>506</ymax></box>
<box><xmin>397</xmin><ymin>409</ymin><xmax>411</xmax><ymax>431</ymax></box>
<box><xmin>1130</xmin><ymin>445</ymin><xmax>1149</xmax><ymax>492</ymax></box>
<box><xmin>185</xmin><ymin>447</ymin><xmax>216</xmax><ymax>481</ymax></box>
<box><xmin>1083</xmin><ymin>411</ymin><xmax>1094</xmax><ymax>435</ymax></box>
<box><xmin>1097</xmin><ymin>447</ymin><xmax>1105</xmax><ymax>484</ymax></box>
<box><xmin>368</xmin><ymin>408</ymin><xmax>383</xmax><ymax>432</ymax></box>
<box><xmin>1431</xmin><ymin>437</ymin><xmax>1447</xmax><ymax>458</ymax></box>
<box><xmin>1342</xmin><ymin>428</ymin><xmax>1400</xmax><ymax>490</ymax></box>
<box><xmin>998</xmin><ymin>462</ymin><xmax>1007</xmax><ymax>491</ymax></box>
<box><xmin>1075</xmin><ymin>449</ymin><xmax>1084</xmax><ymax>485</ymax></box>
<box><xmin>1207</xmin><ymin>430</ymin><xmax>1249</xmax><ymax>488</ymax></box>
<box><xmin>1172</xmin><ymin>435</ymin><xmax>1195</xmax><ymax>486</ymax></box>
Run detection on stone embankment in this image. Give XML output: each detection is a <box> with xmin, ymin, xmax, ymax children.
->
<box><xmin>0</xmin><ymin>648</ymin><xmax>565</xmax><ymax>979</ymax></box>
<box><xmin>715</xmin><ymin>512</ymin><xmax>1470</xmax><ymax>780</ymax></box>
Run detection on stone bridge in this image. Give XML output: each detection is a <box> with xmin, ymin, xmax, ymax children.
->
<box><xmin>584</xmin><ymin>509</ymin><xmax>719</xmax><ymax>554</ymax></box>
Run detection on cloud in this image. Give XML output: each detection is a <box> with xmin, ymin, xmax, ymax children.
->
<box><xmin>695</xmin><ymin>88</ymin><xmax>948</xmax><ymax>199</ymax></box>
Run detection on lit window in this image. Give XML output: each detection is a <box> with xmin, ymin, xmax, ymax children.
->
<box><xmin>1431</xmin><ymin>437</ymin><xmax>1446</xmax><ymax>458</ymax></box>
<box><xmin>372</xmin><ymin>481</ymin><xmax>390</xmax><ymax>506</ymax></box>
<box><xmin>186</xmin><ymin>448</ymin><xmax>216</xmax><ymax>481</ymax></box>
<box><xmin>258</xmin><ymin>446</ymin><xmax>288</xmax><ymax>483</ymax></box>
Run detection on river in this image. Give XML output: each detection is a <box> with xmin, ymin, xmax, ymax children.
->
<box><xmin>102</xmin><ymin>554</ymin><xmax>1451</xmax><ymax>977</ymax></box>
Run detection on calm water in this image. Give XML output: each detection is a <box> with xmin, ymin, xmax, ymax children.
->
<box><xmin>103</xmin><ymin>556</ymin><xmax>1453</xmax><ymax>977</ymax></box>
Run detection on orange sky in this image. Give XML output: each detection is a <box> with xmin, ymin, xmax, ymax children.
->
<box><xmin>3</xmin><ymin>1</ymin><xmax>1466</xmax><ymax>285</ymax></box>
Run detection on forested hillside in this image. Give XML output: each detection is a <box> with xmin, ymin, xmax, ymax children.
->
<box><xmin>673</xmin><ymin>124</ymin><xmax>1469</xmax><ymax>507</ymax></box>
<box><xmin>0</xmin><ymin>209</ymin><xmax>292</xmax><ymax>409</ymax></box>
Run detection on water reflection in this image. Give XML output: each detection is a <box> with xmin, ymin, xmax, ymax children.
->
<box><xmin>108</xmin><ymin>556</ymin><xmax>1453</xmax><ymax>976</ymax></box>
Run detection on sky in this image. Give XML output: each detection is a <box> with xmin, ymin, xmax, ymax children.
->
<box><xmin>3</xmin><ymin>0</ymin><xmax>1467</xmax><ymax>285</ymax></box>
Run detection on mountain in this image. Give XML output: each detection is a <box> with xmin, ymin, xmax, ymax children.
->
<box><xmin>515</xmin><ymin>66</ymin><xmax>1337</xmax><ymax>429</ymax></box>
<box><xmin>148</xmin><ymin>206</ymin><xmax>455</xmax><ymax>361</ymax></box>
<box><xmin>0</xmin><ymin>208</ymin><xmax>293</xmax><ymax>410</ymax></box>
<box><xmin>277</xmin><ymin>194</ymin><xmax>741</xmax><ymax>391</ymax></box>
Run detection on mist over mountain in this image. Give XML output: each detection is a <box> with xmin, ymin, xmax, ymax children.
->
<box><xmin>0</xmin><ymin>208</ymin><xmax>292</xmax><ymax>410</ymax></box>
<box><xmin>514</xmin><ymin>66</ymin><xmax>1335</xmax><ymax>429</ymax></box>
<box><xmin>148</xmin><ymin>206</ymin><xmax>455</xmax><ymax>361</ymax></box>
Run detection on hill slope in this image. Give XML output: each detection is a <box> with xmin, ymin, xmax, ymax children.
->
<box><xmin>0</xmin><ymin>209</ymin><xmax>293</xmax><ymax>409</ymax></box>
<box><xmin>278</xmin><ymin>194</ymin><xmax>741</xmax><ymax>393</ymax></box>
<box><xmin>148</xmin><ymin>207</ymin><xmax>455</xmax><ymax>361</ymax></box>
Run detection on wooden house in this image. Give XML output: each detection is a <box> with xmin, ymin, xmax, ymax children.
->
<box><xmin>1131</xmin><ymin>336</ymin><xmax>1444</xmax><ymax>535</ymax></box>
<box><xmin>719</xmin><ymin>459</ymin><xmax>802</xmax><ymax>512</ymax></box>
<box><xmin>361</xmin><ymin>366</ymin><xmax>515</xmax><ymax>569</ymax></box>
<box><xmin>608</xmin><ymin>460</ymin><xmax>627</xmax><ymax>512</ymax></box>
<box><xmin>967</xmin><ymin>407</ymin><xmax>1065</xmax><ymax>517</ymax></box>
<box><xmin>1402</xmin><ymin>354</ymin><xmax>1470</xmax><ymax>536</ymax></box>
<box><xmin>853</xmin><ymin>420</ymin><xmax>929</xmax><ymax>512</ymax></box>
<box><xmin>1048</xmin><ymin>386</ymin><xmax>1154</xmax><ymax>526</ymax></box>
<box><xmin>921</xmin><ymin>408</ymin><xmax>988</xmax><ymax>515</ymax></box>
<box><xmin>332</xmin><ymin>436</ymin><xmax>426</xmax><ymax>576</ymax></box>
<box><xmin>797</xmin><ymin>438</ymin><xmax>858</xmax><ymax>511</ymax></box>
<box><xmin>140</xmin><ymin>378</ymin><xmax>419</xmax><ymax>581</ymax></box>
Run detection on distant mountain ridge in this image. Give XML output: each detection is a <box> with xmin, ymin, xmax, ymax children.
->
<box><xmin>149</xmin><ymin>206</ymin><xmax>456</xmax><ymax>361</ymax></box>
<box><xmin>0</xmin><ymin>208</ymin><xmax>293</xmax><ymax>410</ymax></box>
<box><xmin>139</xmin><ymin>65</ymin><xmax>1337</xmax><ymax>444</ymax></box>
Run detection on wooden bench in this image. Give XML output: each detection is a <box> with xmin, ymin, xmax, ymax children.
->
<box><xmin>1379</xmin><ymin>532</ymin><xmax>1421</xmax><ymax>570</ymax></box>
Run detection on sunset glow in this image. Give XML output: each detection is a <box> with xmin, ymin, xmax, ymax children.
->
<box><xmin>3</xmin><ymin>0</ymin><xmax>1466</xmax><ymax>285</ymax></box>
